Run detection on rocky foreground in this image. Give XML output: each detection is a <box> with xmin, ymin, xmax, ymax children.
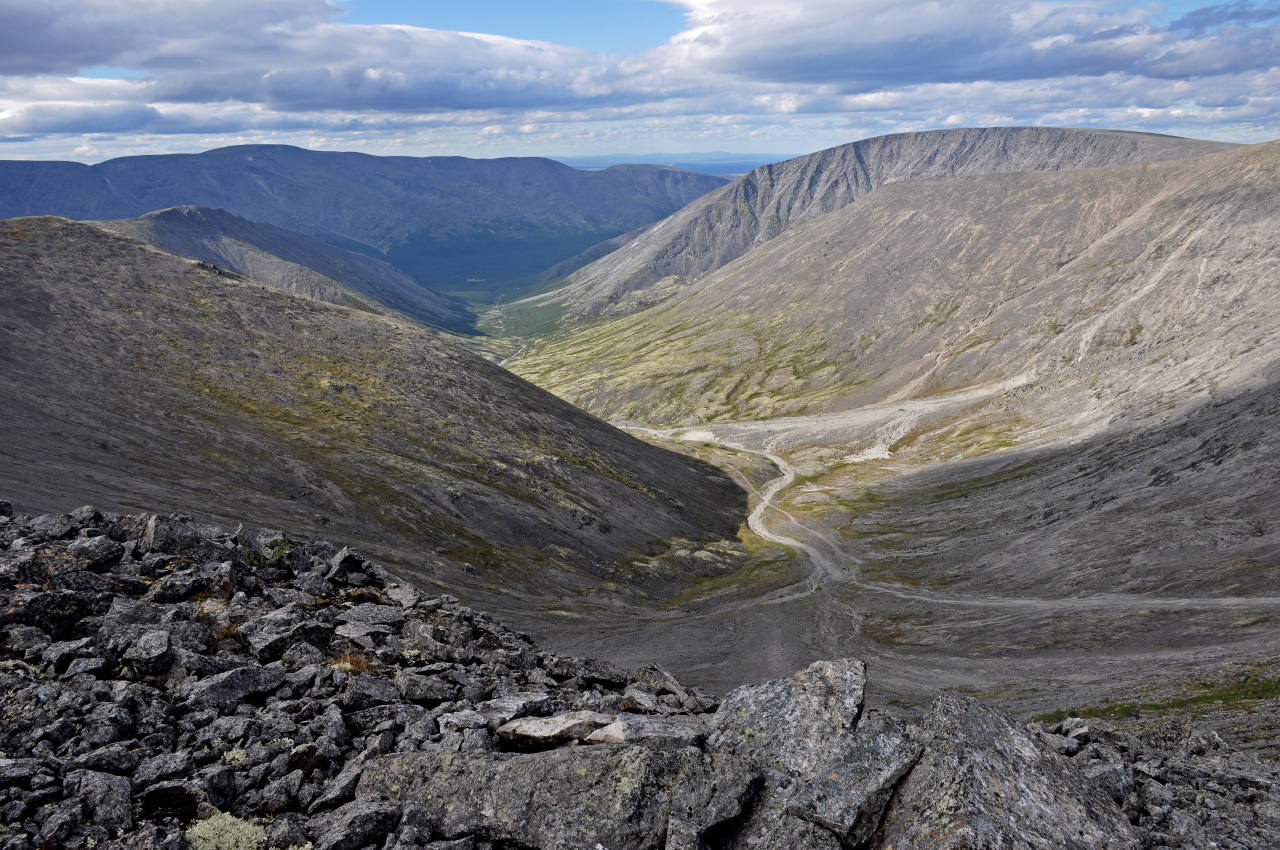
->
<box><xmin>1</xmin><ymin>501</ymin><xmax>1277</xmax><ymax>850</ymax></box>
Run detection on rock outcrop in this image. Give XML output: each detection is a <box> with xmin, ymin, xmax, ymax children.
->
<box><xmin>2</xmin><ymin>500</ymin><xmax>1275</xmax><ymax>849</ymax></box>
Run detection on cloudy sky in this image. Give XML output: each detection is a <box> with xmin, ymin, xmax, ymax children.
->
<box><xmin>1</xmin><ymin>0</ymin><xmax>1277</xmax><ymax>162</ymax></box>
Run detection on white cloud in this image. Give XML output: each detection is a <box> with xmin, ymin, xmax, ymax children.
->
<box><xmin>0</xmin><ymin>0</ymin><xmax>1276</xmax><ymax>159</ymax></box>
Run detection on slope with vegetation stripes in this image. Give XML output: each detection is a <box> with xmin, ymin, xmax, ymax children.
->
<box><xmin>513</xmin><ymin>141</ymin><xmax>1280</xmax><ymax>428</ymax></box>
<box><xmin>531</xmin><ymin>127</ymin><xmax>1234</xmax><ymax>323</ymax></box>
<box><xmin>508</xmin><ymin>140</ymin><xmax>1280</xmax><ymax>655</ymax></box>
<box><xmin>95</xmin><ymin>206</ymin><xmax>473</xmax><ymax>332</ymax></box>
<box><xmin>0</xmin><ymin>146</ymin><xmax>729</xmax><ymax>301</ymax></box>
<box><xmin>0</xmin><ymin>217</ymin><xmax>747</xmax><ymax>604</ymax></box>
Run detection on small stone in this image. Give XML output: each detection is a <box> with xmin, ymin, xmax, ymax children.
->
<box><xmin>476</xmin><ymin>692</ymin><xmax>553</xmax><ymax>728</ymax></box>
<box><xmin>325</xmin><ymin>547</ymin><xmax>364</xmax><ymax>582</ymax></box>
<box><xmin>64</xmin><ymin>769</ymin><xmax>133</xmax><ymax>832</ymax></box>
<box><xmin>309</xmin><ymin>758</ymin><xmax>366</xmax><ymax>814</ymax></box>
<box><xmin>394</xmin><ymin>670</ymin><xmax>460</xmax><ymax>705</ymax></box>
<box><xmin>384</xmin><ymin>584</ymin><xmax>419</xmax><ymax>608</ymax></box>
<box><xmin>342</xmin><ymin>674</ymin><xmax>401</xmax><ymax>709</ymax></box>
<box><xmin>134</xmin><ymin>751</ymin><xmax>194</xmax><ymax>788</ymax></box>
<box><xmin>124</xmin><ymin>629</ymin><xmax>172</xmax><ymax>674</ymax></box>
<box><xmin>72</xmin><ymin>742</ymin><xmax>141</xmax><ymax>775</ymax></box>
<box><xmin>439</xmin><ymin>710</ymin><xmax>488</xmax><ymax>733</ymax></box>
<box><xmin>24</xmin><ymin>513</ymin><xmax>76</xmax><ymax>543</ymax></box>
<box><xmin>66</xmin><ymin>535</ymin><xmax>125</xmax><ymax>571</ymax></box>
<box><xmin>313</xmin><ymin>798</ymin><xmax>401</xmax><ymax>850</ymax></box>
<box><xmin>144</xmin><ymin>568</ymin><xmax>207</xmax><ymax>603</ymax></box>
<box><xmin>338</xmin><ymin>603</ymin><xmax>404</xmax><ymax>626</ymax></box>
<box><xmin>259</xmin><ymin>768</ymin><xmax>305</xmax><ymax>813</ymax></box>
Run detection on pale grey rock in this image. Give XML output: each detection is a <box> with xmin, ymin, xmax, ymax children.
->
<box><xmin>584</xmin><ymin>714</ymin><xmax>706</xmax><ymax>749</ymax></box>
<box><xmin>496</xmin><ymin>710</ymin><xmax>615</xmax><ymax>748</ymax></box>
<box><xmin>710</xmin><ymin>659</ymin><xmax>866</xmax><ymax>776</ymax></box>
<box><xmin>787</xmin><ymin>718</ymin><xmax>923</xmax><ymax>847</ymax></box>
<box><xmin>358</xmin><ymin>743</ymin><xmax>757</xmax><ymax>850</ymax></box>
<box><xmin>476</xmin><ymin>692</ymin><xmax>553</xmax><ymax>728</ymax></box>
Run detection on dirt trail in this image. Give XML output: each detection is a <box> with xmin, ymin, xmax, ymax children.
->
<box><xmin>622</xmin><ymin>384</ymin><xmax>1280</xmax><ymax>616</ymax></box>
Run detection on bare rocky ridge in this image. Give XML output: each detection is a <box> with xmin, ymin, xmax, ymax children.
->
<box><xmin>3</xmin><ymin>501</ymin><xmax>1275</xmax><ymax>849</ymax></box>
<box><xmin>0</xmin><ymin>217</ymin><xmax>748</xmax><ymax>606</ymax></box>
<box><xmin>94</xmin><ymin>207</ymin><xmax>473</xmax><ymax>332</ymax></box>
<box><xmin>532</xmin><ymin>127</ymin><xmax>1234</xmax><ymax>323</ymax></box>
<box><xmin>0</xmin><ymin>145</ymin><xmax>729</xmax><ymax>300</ymax></box>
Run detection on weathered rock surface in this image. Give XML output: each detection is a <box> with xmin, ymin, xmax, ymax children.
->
<box><xmin>0</xmin><ymin>501</ymin><xmax>1274</xmax><ymax>849</ymax></box>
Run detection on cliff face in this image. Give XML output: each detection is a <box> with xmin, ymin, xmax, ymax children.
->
<box><xmin>3</xmin><ymin>501</ymin><xmax>1273</xmax><ymax>850</ymax></box>
<box><xmin>542</xmin><ymin>127</ymin><xmax>1234</xmax><ymax>322</ymax></box>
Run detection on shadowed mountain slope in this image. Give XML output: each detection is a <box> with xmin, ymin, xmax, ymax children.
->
<box><xmin>0</xmin><ymin>217</ymin><xmax>747</xmax><ymax>602</ymax></box>
<box><xmin>532</xmin><ymin>127</ymin><xmax>1234</xmax><ymax>323</ymax></box>
<box><xmin>0</xmin><ymin>146</ymin><xmax>729</xmax><ymax>300</ymax></box>
<box><xmin>95</xmin><ymin>206</ymin><xmax>473</xmax><ymax>331</ymax></box>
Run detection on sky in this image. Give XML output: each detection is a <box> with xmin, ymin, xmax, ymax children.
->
<box><xmin>0</xmin><ymin>0</ymin><xmax>1277</xmax><ymax>163</ymax></box>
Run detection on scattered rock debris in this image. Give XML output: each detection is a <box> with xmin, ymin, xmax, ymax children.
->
<box><xmin>1</xmin><ymin>501</ymin><xmax>1276</xmax><ymax>849</ymax></box>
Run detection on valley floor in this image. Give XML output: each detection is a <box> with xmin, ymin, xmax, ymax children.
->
<box><xmin>510</xmin><ymin>382</ymin><xmax>1280</xmax><ymax>757</ymax></box>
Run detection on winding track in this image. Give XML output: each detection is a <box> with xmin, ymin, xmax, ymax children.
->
<box><xmin>622</xmin><ymin>406</ymin><xmax>1280</xmax><ymax>615</ymax></box>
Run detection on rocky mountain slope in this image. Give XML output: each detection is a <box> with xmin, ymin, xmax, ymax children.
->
<box><xmin>0</xmin><ymin>217</ymin><xmax>748</xmax><ymax>607</ymax></box>
<box><xmin>0</xmin><ymin>146</ymin><xmax>729</xmax><ymax>301</ymax></box>
<box><xmin>3</xmin><ymin>502</ymin><xmax>1274</xmax><ymax>850</ymax></box>
<box><xmin>507</xmin><ymin>140</ymin><xmax>1280</xmax><ymax>707</ymax></box>
<box><xmin>95</xmin><ymin>206</ymin><xmax>473</xmax><ymax>332</ymax></box>
<box><xmin>529</xmin><ymin>127</ymin><xmax>1234</xmax><ymax>323</ymax></box>
<box><xmin>514</xmin><ymin>139</ymin><xmax>1278</xmax><ymax>426</ymax></box>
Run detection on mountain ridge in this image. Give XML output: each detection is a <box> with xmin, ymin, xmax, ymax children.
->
<box><xmin>527</xmin><ymin>127</ymin><xmax>1236</xmax><ymax>324</ymax></box>
<box><xmin>0</xmin><ymin>145</ymin><xmax>730</xmax><ymax>301</ymax></box>
<box><xmin>94</xmin><ymin>206</ymin><xmax>474</xmax><ymax>331</ymax></box>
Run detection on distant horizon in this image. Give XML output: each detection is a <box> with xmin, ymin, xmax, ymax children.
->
<box><xmin>0</xmin><ymin>122</ymin><xmax>1262</xmax><ymax>168</ymax></box>
<box><xmin>0</xmin><ymin>142</ymin><xmax>802</xmax><ymax>169</ymax></box>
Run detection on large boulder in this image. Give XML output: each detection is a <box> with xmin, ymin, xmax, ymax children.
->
<box><xmin>873</xmin><ymin>695</ymin><xmax>1141</xmax><ymax>849</ymax></box>
<box><xmin>358</xmin><ymin>744</ymin><xmax>758</xmax><ymax>850</ymax></box>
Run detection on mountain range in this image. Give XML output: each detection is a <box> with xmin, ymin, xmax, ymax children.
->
<box><xmin>2</xmin><ymin>126</ymin><xmax>1278</xmax><ymax>726</ymax></box>
<box><xmin>0</xmin><ymin>145</ymin><xmax>729</xmax><ymax>306</ymax></box>
<box><xmin>520</xmin><ymin>127</ymin><xmax>1234</xmax><ymax>326</ymax></box>
<box><xmin>94</xmin><ymin>206</ymin><xmax>473</xmax><ymax>331</ymax></box>
<box><xmin>505</xmin><ymin>130</ymin><xmax>1280</xmax><ymax>709</ymax></box>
